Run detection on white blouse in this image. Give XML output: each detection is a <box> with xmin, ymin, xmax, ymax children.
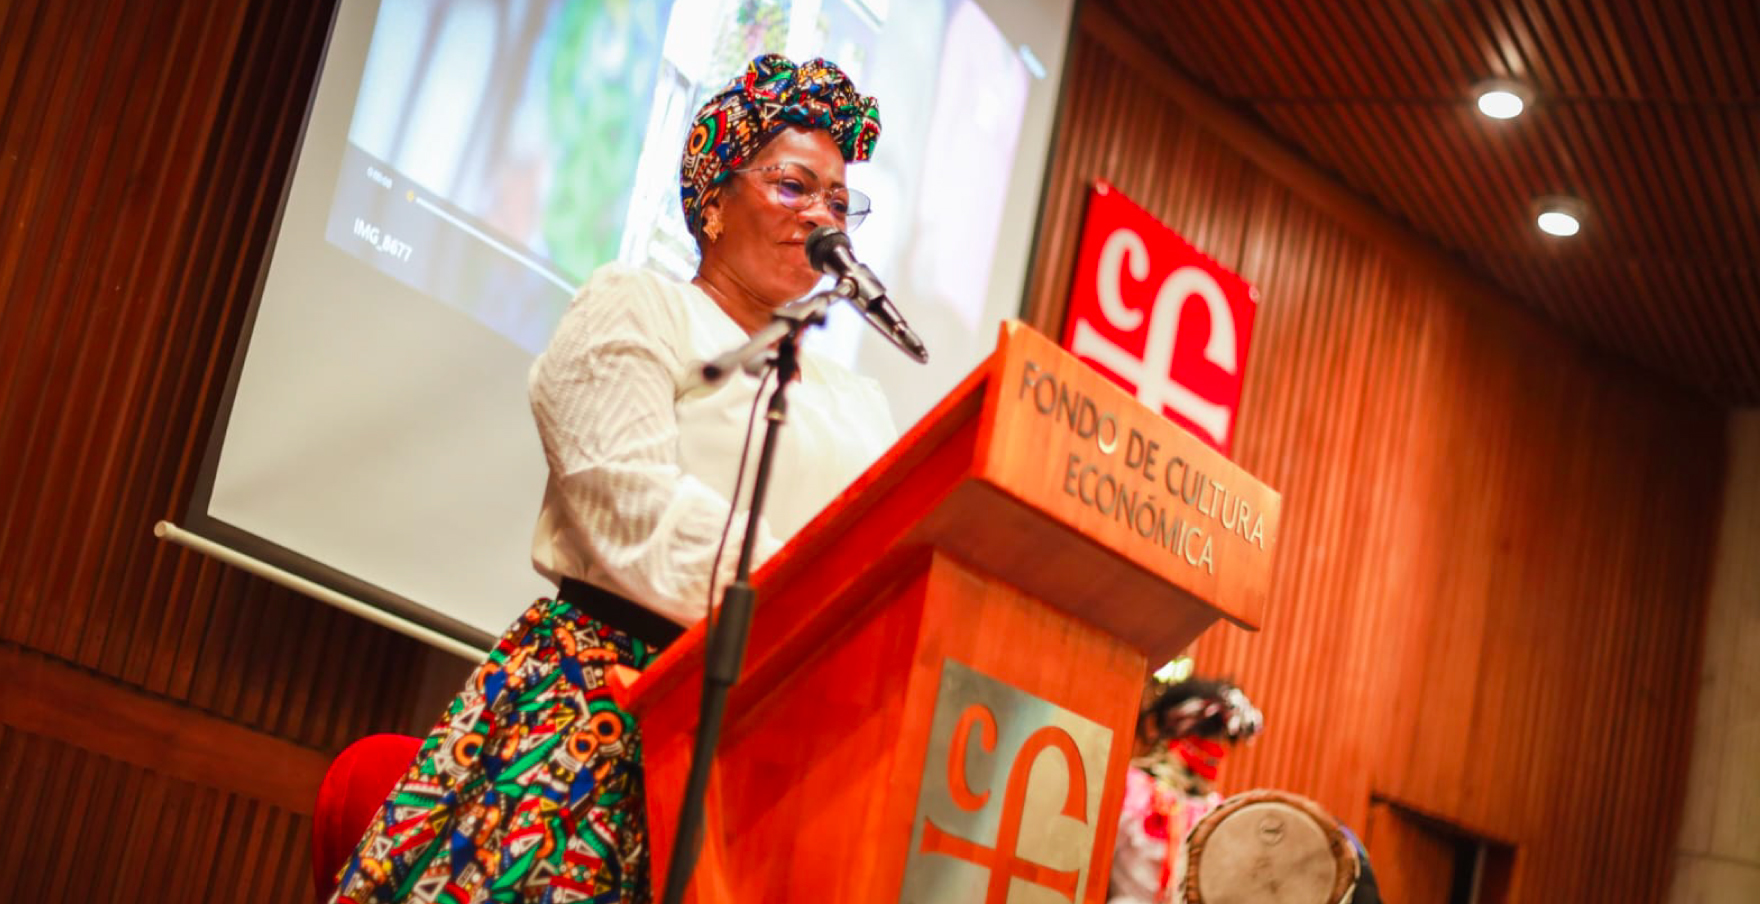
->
<box><xmin>529</xmin><ymin>264</ymin><xmax>898</xmax><ymax>626</ymax></box>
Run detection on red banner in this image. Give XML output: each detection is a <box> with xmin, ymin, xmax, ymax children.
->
<box><xmin>1061</xmin><ymin>181</ymin><xmax>1258</xmax><ymax>456</ymax></box>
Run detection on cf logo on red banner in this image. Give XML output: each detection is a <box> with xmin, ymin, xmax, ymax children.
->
<box><xmin>898</xmin><ymin>660</ymin><xmax>1112</xmax><ymax>904</ymax></box>
<box><xmin>1061</xmin><ymin>181</ymin><xmax>1258</xmax><ymax>456</ymax></box>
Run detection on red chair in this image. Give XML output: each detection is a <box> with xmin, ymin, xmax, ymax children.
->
<box><xmin>311</xmin><ymin>733</ymin><xmax>422</xmax><ymax>901</ymax></box>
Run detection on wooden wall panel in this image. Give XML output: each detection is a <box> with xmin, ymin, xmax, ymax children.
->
<box><xmin>0</xmin><ymin>0</ymin><xmax>439</xmax><ymax>898</ymax></box>
<box><xmin>1026</xmin><ymin>10</ymin><xmax>1725</xmax><ymax>903</ymax></box>
<box><xmin>0</xmin><ymin>725</ymin><xmax>315</xmax><ymax>901</ymax></box>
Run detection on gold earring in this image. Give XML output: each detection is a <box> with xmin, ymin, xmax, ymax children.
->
<box><xmin>703</xmin><ymin>211</ymin><xmax>723</xmax><ymax>243</ymax></box>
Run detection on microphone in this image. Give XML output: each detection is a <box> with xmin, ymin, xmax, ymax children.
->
<box><xmin>804</xmin><ymin>226</ymin><xmax>929</xmax><ymax>364</ymax></box>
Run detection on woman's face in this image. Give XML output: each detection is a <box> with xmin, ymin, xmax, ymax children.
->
<box><xmin>702</xmin><ymin>126</ymin><xmax>849</xmax><ymax>304</ymax></box>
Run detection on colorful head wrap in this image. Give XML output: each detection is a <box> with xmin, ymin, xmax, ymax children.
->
<box><xmin>679</xmin><ymin>54</ymin><xmax>882</xmax><ymax>236</ymax></box>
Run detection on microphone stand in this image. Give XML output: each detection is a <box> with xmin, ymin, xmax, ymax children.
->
<box><xmin>659</xmin><ymin>281</ymin><xmax>849</xmax><ymax>904</ymax></box>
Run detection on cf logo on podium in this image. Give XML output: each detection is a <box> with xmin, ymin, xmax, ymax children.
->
<box><xmin>898</xmin><ymin>660</ymin><xmax>1113</xmax><ymax>904</ymax></box>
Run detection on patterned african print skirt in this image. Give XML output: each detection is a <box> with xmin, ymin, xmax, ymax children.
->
<box><xmin>329</xmin><ymin>596</ymin><xmax>661</xmax><ymax>904</ymax></box>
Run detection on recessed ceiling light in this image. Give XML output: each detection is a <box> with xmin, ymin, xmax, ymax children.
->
<box><xmin>1534</xmin><ymin>196</ymin><xmax>1586</xmax><ymax>237</ymax></box>
<box><xmin>1537</xmin><ymin>210</ymin><xmax>1579</xmax><ymax>236</ymax></box>
<box><xmin>1474</xmin><ymin>80</ymin><xmax>1531</xmax><ymax>119</ymax></box>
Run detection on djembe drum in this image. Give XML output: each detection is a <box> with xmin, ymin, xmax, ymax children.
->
<box><xmin>1179</xmin><ymin>789</ymin><xmax>1359</xmax><ymax>904</ymax></box>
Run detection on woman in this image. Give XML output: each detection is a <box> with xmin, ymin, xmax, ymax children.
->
<box><xmin>329</xmin><ymin>55</ymin><xmax>896</xmax><ymax>904</ymax></box>
<box><xmin>1109</xmin><ymin>676</ymin><xmax>1263</xmax><ymax>904</ymax></box>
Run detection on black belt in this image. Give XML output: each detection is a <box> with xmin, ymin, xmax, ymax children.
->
<box><xmin>558</xmin><ymin>578</ymin><xmax>684</xmax><ymax>652</ymax></box>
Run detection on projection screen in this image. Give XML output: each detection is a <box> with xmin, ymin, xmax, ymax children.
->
<box><xmin>182</xmin><ymin>0</ymin><xmax>1077</xmax><ymax>649</ymax></box>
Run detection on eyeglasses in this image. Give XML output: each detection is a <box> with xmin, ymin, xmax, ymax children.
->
<box><xmin>732</xmin><ymin>163</ymin><xmax>871</xmax><ymax>230</ymax></box>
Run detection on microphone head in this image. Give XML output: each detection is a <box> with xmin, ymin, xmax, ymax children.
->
<box><xmin>804</xmin><ymin>225</ymin><xmax>850</xmax><ymax>273</ymax></box>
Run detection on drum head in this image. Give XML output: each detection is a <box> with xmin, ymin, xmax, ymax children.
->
<box><xmin>1181</xmin><ymin>789</ymin><xmax>1358</xmax><ymax>904</ymax></box>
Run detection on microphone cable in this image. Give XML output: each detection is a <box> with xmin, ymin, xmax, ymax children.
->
<box><xmin>701</xmin><ymin>361</ymin><xmax>775</xmax><ymax>644</ymax></box>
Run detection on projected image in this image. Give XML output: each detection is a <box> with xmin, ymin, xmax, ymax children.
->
<box><xmin>323</xmin><ymin>0</ymin><xmax>1031</xmax><ymax>374</ymax></box>
<box><xmin>326</xmin><ymin>0</ymin><xmax>675</xmax><ymax>352</ymax></box>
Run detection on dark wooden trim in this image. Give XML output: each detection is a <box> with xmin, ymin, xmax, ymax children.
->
<box><xmin>0</xmin><ymin>644</ymin><xmax>331</xmax><ymax>814</ymax></box>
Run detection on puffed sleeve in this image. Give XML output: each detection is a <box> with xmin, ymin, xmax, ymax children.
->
<box><xmin>529</xmin><ymin>265</ymin><xmax>782</xmax><ymax>624</ymax></box>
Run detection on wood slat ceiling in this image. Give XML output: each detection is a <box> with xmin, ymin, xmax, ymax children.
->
<box><xmin>1102</xmin><ymin>0</ymin><xmax>1760</xmax><ymax>405</ymax></box>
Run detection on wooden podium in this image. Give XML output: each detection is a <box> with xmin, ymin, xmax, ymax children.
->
<box><xmin>624</xmin><ymin>322</ymin><xmax>1280</xmax><ymax>902</ymax></box>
